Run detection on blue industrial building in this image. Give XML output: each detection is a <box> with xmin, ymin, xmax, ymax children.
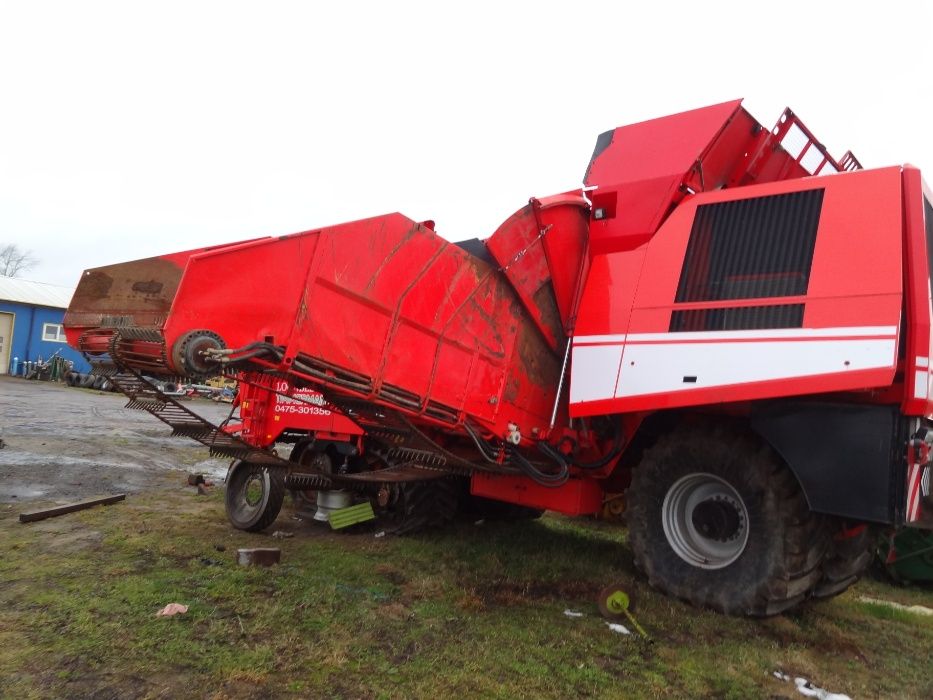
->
<box><xmin>0</xmin><ymin>277</ymin><xmax>90</xmax><ymax>376</ymax></box>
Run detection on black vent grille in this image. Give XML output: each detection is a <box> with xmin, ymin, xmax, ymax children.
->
<box><xmin>670</xmin><ymin>304</ymin><xmax>804</xmax><ymax>332</ymax></box>
<box><xmin>675</xmin><ymin>189</ymin><xmax>824</xmax><ymax>302</ymax></box>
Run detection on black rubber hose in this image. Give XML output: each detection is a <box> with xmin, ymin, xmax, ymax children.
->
<box><xmin>223</xmin><ymin>344</ymin><xmax>283</xmax><ymax>363</ymax></box>
<box><xmin>571</xmin><ymin>427</ymin><xmax>625</xmax><ymax>470</ymax></box>
<box><xmin>229</xmin><ymin>341</ymin><xmax>280</xmax><ymax>355</ymax></box>
<box><xmin>507</xmin><ymin>444</ymin><xmax>568</xmax><ymax>487</ymax></box>
<box><xmin>218</xmin><ymin>397</ymin><xmax>239</xmax><ymax>429</ymax></box>
<box><xmin>290</xmin><ymin>359</ymin><xmax>372</xmax><ymax>394</ymax></box>
<box><xmin>536</xmin><ymin>440</ymin><xmax>571</xmax><ymax>470</ymax></box>
<box><xmin>211</xmin><ymin>342</ymin><xmax>283</xmax><ymax>366</ymax></box>
<box><xmin>222</xmin><ymin>349</ymin><xmax>270</xmax><ymax>363</ymax></box>
<box><xmin>463</xmin><ymin>423</ymin><xmax>500</xmax><ymax>464</ymax></box>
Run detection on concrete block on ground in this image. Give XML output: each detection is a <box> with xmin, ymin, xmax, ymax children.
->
<box><xmin>236</xmin><ymin>547</ymin><xmax>281</xmax><ymax>566</ymax></box>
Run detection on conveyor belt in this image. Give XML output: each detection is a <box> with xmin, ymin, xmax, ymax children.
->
<box><xmin>82</xmin><ymin>328</ymin><xmax>494</xmax><ymax>486</ymax></box>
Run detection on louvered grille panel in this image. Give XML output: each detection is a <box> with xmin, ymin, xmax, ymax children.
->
<box><xmin>675</xmin><ymin>189</ymin><xmax>824</xmax><ymax>303</ymax></box>
<box><xmin>670</xmin><ymin>304</ymin><xmax>805</xmax><ymax>332</ymax></box>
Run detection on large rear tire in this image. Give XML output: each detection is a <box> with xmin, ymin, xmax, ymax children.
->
<box><xmin>225</xmin><ymin>460</ymin><xmax>285</xmax><ymax>532</ymax></box>
<box><xmin>627</xmin><ymin>426</ymin><xmax>829</xmax><ymax>616</ymax></box>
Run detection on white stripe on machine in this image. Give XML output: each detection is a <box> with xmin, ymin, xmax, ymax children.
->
<box><xmin>915</xmin><ymin>370</ymin><xmax>930</xmax><ymax>400</ymax></box>
<box><xmin>569</xmin><ymin>326</ymin><xmax>897</xmax><ymax>404</ymax></box>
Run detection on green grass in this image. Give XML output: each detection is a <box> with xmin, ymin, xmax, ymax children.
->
<box><xmin>2</xmin><ymin>477</ymin><xmax>932</xmax><ymax>699</ymax></box>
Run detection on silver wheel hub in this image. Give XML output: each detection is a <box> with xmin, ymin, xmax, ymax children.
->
<box><xmin>662</xmin><ymin>473</ymin><xmax>749</xmax><ymax>569</ymax></box>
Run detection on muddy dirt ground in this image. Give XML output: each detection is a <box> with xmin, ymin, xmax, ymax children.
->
<box><xmin>0</xmin><ymin>375</ymin><xmax>232</xmax><ymax>505</ymax></box>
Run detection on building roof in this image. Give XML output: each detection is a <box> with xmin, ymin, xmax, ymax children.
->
<box><xmin>0</xmin><ymin>276</ymin><xmax>76</xmax><ymax>309</ymax></box>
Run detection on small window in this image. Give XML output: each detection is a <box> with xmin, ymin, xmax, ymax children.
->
<box><xmin>42</xmin><ymin>323</ymin><xmax>67</xmax><ymax>343</ymax></box>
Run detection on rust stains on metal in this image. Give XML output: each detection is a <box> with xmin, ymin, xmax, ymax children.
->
<box><xmin>364</xmin><ymin>221</ymin><xmax>418</xmax><ymax>293</ymax></box>
<box><xmin>131</xmin><ymin>280</ymin><xmax>165</xmax><ymax>295</ymax></box>
<box><xmin>516</xmin><ymin>325</ymin><xmax>561</xmax><ymax>391</ymax></box>
<box><xmin>70</xmin><ymin>257</ymin><xmax>184</xmax><ymax>318</ymax></box>
<box><xmin>78</xmin><ymin>270</ymin><xmax>114</xmax><ymax>299</ymax></box>
<box><xmin>296</xmin><ymin>289</ymin><xmax>311</xmax><ymax>324</ymax></box>
<box><xmin>433</xmin><ymin>247</ymin><xmax>488</xmax><ymax>326</ymax></box>
<box><xmin>467</xmin><ymin>296</ymin><xmax>506</xmax><ymax>359</ymax></box>
<box><xmin>532</xmin><ymin>283</ymin><xmax>565</xmax><ymax>343</ymax></box>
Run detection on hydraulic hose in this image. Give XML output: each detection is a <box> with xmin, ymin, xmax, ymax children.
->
<box><xmin>507</xmin><ymin>443</ymin><xmax>569</xmax><ymax>487</ymax></box>
<box><xmin>203</xmin><ymin>342</ymin><xmax>283</xmax><ymax>365</ymax></box>
<box><xmin>536</xmin><ymin>440</ymin><xmax>571</xmax><ymax>470</ymax></box>
<box><xmin>463</xmin><ymin>423</ymin><xmax>500</xmax><ymax>464</ymax></box>
<box><xmin>571</xmin><ymin>426</ymin><xmax>625</xmax><ymax>470</ymax></box>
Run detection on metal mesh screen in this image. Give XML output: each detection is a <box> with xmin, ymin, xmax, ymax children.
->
<box><xmin>670</xmin><ymin>304</ymin><xmax>805</xmax><ymax>332</ymax></box>
<box><xmin>675</xmin><ymin>189</ymin><xmax>824</xmax><ymax>303</ymax></box>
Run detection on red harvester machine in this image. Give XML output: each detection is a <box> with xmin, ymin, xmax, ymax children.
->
<box><xmin>65</xmin><ymin>100</ymin><xmax>933</xmax><ymax>615</ymax></box>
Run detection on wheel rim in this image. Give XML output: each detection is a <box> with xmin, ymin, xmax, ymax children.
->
<box><xmin>662</xmin><ymin>472</ymin><xmax>749</xmax><ymax>569</ymax></box>
<box><xmin>244</xmin><ymin>474</ymin><xmax>266</xmax><ymax>507</ymax></box>
<box><xmin>231</xmin><ymin>465</ymin><xmax>270</xmax><ymax>525</ymax></box>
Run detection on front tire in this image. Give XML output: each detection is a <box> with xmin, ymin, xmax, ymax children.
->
<box><xmin>627</xmin><ymin>426</ymin><xmax>828</xmax><ymax>616</ymax></box>
<box><xmin>225</xmin><ymin>460</ymin><xmax>285</xmax><ymax>532</ymax></box>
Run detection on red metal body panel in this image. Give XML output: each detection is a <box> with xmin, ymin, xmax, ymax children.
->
<box><xmin>570</xmin><ymin>168</ymin><xmax>905</xmax><ymax>416</ymax></box>
<box><xmin>586</xmin><ymin>101</ymin><xmax>743</xmax><ymax>188</ymax></box>
<box><xmin>163</xmin><ymin>233</ymin><xmax>319</xmax><ymax>355</ymax></box>
<box><xmin>470</xmin><ymin>472</ymin><xmax>603</xmax><ymax>516</ymax></box>
<box><xmin>584</xmin><ymin>101</ymin><xmax>860</xmax><ymax>257</ymax></box>
<box><xmin>63</xmin><ymin>238</ymin><xmax>269</xmax><ymax>347</ymax></box>
<box><xmin>486</xmin><ymin>194</ymin><xmax>590</xmax><ymax>347</ymax></box>
<box><xmin>585</xmin><ymin>100</ymin><xmax>743</xmax><ymax>255</ymax></box>
<box><xmin>68</xmin><ymin>213</ymin><xmax>566</xmax><ymax>441</ymax></box>
<box><xmin>901</xmin><ymin>167</ymin><xmax>933</xmax><ymax>417</ymax></box>
<box><xmin>237</xmin><ymin>377</ymin><xmax>363</xmax><ymax>447</ymax></box>
<box><xmin>627</xmin><ymin>169</ymin><xmax>903</xmax><ymax>332</ymax></box>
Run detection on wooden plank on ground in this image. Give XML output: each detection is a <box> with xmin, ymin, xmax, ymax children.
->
<box><xmin>19</xmin><ymin>494</ymin><xmax>127</xmax><ymax>523</ymax></box>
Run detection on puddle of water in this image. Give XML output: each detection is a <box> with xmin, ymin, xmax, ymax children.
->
<box><xmin>190</xmin><ymin>459</ymin><xmax>230</xmax><ymax>479</ymax></box>
<box><xmin>7</xmin><ymin>485</ymin><xmax>47</xmax><ymax>499</ymax></box>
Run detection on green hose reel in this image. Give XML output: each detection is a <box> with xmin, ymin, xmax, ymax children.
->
<box><xmin>879</xmin><ymin>528</ymin><xmax>933</xmax><ymax>583</ymax></box>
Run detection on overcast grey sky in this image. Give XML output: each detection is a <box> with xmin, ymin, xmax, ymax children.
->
<box><xmin>1</xmin><ymin>0</ymin><xmax>931</xmax><ymax>287</ymax></box>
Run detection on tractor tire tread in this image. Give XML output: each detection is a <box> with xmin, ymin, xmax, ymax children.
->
<box><xmin>389</xmin><ymin>478</ymin><xmax>459</xmax><ymax>535</ymax></box>
<box><xmin>628</xmin><ymin>425</ymin><xmax>830</xmax><ymax>616</ymax></box>
<box><xmin>811</xmin><ymin>525</ymin><xmax>875</xmax><ymax>600</ymax></box>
